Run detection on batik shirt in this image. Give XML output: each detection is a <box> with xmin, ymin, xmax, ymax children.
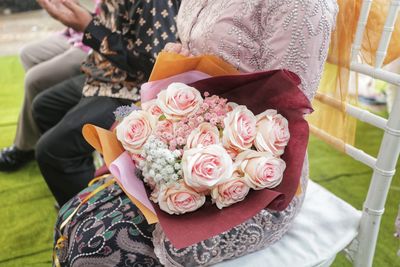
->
<box><xmin>82</xmin><ymin>0</ymin><xmax>180</xmax><ymax>101</ymax></box>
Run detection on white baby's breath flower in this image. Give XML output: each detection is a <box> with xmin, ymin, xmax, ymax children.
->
<box><xmin>154</xmin><ymin>163</ymin><xmax>162</xmax><ymax>171</ymax></box>
<box><xmin>137</xmin><ymin>136</ymin><xmax>184</xmax><ymax>185</ymax></box>
<box><xmin>155</xmin><ymin>174</ymin><xmax>162</xmax><ymax>182</ymax></box>
<box><xmin>174</xmin><ymin>163</ymin><xmax>181</xmax><ymax>170</ymax></box>
<box><xmin>157</xmin><ymin>158</ymin><xmax>166</xmax><ymax>166</ymax></box>
<box><xmin>162</xmin><ymin>150</ymin><xmax>170</xmax><ymax>158</ymax></box>
<box><xmin>165</xmin><ymin>166</ymin><xmax>174</xmax><ymax>174</ymax></box>
<box><xmin>157</xmin><ymin>141</ymin><xmax>164</xmax><ymax>147</ymax></box>
<box><xmin>166</xmin><ymin>156</ymin><xmax>175</xmax><ymax>164</ymax></box>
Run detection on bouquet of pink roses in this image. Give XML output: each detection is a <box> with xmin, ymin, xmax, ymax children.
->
<box><xmin>83</xmin><ymin>52</ymin><xmax>312</xmax><ymax>248</ymax></box>
<box><xmin>115</xmin><ymin>82</ymin><xmax>290</xmax><ymax>215</ymax></box>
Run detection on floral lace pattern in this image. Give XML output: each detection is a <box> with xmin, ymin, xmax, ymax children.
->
<box><xmin>177</xmin><ymin>0</ymin><xmax>338</xmax><ymax>100</ymax></box>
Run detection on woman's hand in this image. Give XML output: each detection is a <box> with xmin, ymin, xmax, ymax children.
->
<box><xmin>163</xmin><ymin>42</ymin><xmax>191</xmax><ymax>57</ymax></box>
<box><xmin>37</xmin><ymin>0</ymin><xmax>92</xmax><ymax>32</ymax></box>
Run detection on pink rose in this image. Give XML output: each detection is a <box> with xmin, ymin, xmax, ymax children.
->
<box><xmin>226</xmin><ymin>102</ymin><xmax>238</xmax><ymax>112</ymax></box>
<box><xmin>186</xmin><ymin>122</ymin><xmax>220</xmax><ymax>149</ymax></box>
<box><xmin>157</xmin><ymin>82</ymin><xmax>203</xmax><ymax>121</ymax></box>
<box><xmin>222</xmin><ymin>106</ymin><xmax>257</xmax><ymax>155</ymax></box>
<box><xmin>142</xmin><ymin>99</ymin><xmax>163</xmax><ymax>117</ymax></box>
<box><xmin>158</xmin><ymin>181</ymin><xmax>206</xmax><ymax>214</ymax></box>
<box><xmin>211</xmin><ymin>170</ymin><xmax>250</xmax><ymax>209</ymax></box>
<box><xmin>237</xmin><ymin>150</ymin><xmax>286</xmax><ymax>190</ymax></box>
<box><xmin>182</xmin><ymin>144</ymin><xmax>233</xmax><ymax>191</ymax></box>
<box><xmin>254</xmin><ymin>110</ymin><xmax>290</xmax><ymax>156</ymax></box>
<box><xmin>116</xmin><ymin>110</ymin><xmax>156</xmax><ymax>154</ymax></box>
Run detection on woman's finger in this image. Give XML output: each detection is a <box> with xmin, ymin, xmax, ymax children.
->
<box><xmin>37</xmin><ymin>0</ymin><xmax>52</xmax><ymax>10</ymax></box>
<box><xmin>180</xmin><ymin>47</ymin><xmax>190</xmax><ymax>57</ymax></box>
<box><xmin>163</xmin><ymin>42</ymin><xmax>175</xmax><ymax>51</ymax></box>
<box><xmin>163</xmin><ymin>42</ymin><xmax>182</xmax><ymax>53</ymax></box>
<box><xmin>36</xmin><ymin>0</ymin><xmax>48</xmax><ymax>8</ymax></box>
<box><xmin>37</xmin><ymin>0</ymin><xmax>60</xmax><ymax>18</ymax></box>
<box><xmin>62</xmin><ymin>0</ymin><xmax>81</xmax><ymax>13</ymax></box>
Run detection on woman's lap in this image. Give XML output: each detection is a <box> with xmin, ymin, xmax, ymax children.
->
<box><xmin>55</xmin><ymin>159</ymin><xmax>308</xmax><ymax>266</ymax></box>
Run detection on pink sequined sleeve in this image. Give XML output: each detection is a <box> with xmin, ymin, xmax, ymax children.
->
<box><xmin>259</xmin><ymin>1</ymin><xmax>338</xmax><ymax>99</ymax></box>
<box><xmin>177</xmin><ymin>0</ymin><xmax>338</xmax><ymax>100</ymax></box>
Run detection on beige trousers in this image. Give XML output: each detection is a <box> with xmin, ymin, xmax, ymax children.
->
<box><xmin>14</xmin><ymin>34</ymin><xmax>87</xmax><ymax>151</ymax></box>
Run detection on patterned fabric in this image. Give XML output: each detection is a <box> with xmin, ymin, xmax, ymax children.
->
<box><xmin>177</xmin><ymin>0</ymin><xmax>338</xmax><ymax>100</ymax></box>
<box><xmin>55</xmin><ymin>177</ymin><xmax>161</xmax><ymax>267</ymax></box>
<box><xmin>81</xmin><ymin>0</ymin><xmax>180</xmax><ymax>101</ymax></box>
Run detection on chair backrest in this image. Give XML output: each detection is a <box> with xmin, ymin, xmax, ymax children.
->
<box><xmin>310</xmin><ymin>1</ymin><xmax>400</xmax><ymax>267</ymax></box>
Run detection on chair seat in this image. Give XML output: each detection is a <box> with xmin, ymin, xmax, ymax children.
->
<box><xmin>215</xmin><ymin>180</ymin><xmax>362</xmax><ymax>267</ymax></box>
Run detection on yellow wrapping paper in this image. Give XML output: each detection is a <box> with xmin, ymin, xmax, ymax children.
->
<box><xmin>149</xmin><ymin>52</ymin><xmax>239</xmax><ymax>81</ymax></box>
<box><xmin>310</xmin><ymin>0</ymin><xmax>400</xmax><ymax>149</ymax></box>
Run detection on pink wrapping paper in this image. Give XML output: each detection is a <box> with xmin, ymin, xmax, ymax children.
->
<box><xmin>141</xmin><ymin>70</ymin><xmax>211</xmax><ymax>102</ymax></box>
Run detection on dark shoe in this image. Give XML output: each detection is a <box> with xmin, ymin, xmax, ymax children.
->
<box><xmin>0</xmin><ymin>145</ymin><xmax>34</xmax><ymax>172</ymax></box>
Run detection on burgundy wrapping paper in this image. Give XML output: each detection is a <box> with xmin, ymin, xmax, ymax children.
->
<box><xmin>153</xmin><ymin>69</ymin><xmax>313</xmax><ymax>248</ymax></box>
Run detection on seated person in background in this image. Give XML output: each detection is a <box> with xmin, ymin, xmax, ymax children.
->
<box><xmin>52</xmin><ymin>1</ymin><xmax>338</xmax><ymax>266</ymax></box>
<box><xmin>0</xmin><ymin>0</ymin><xmax>101</xmax><ymax>171</ymax></box>
<box><xmin>33</xmin><ymin>0</ymin><xmax>181</xmax><ymax>206</ymax></box>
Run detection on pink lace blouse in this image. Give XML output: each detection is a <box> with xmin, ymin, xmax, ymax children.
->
<box><xmin>177</xmin><ymin>0</ymin><xmax>338</xmax><ymax>100</ymax></box>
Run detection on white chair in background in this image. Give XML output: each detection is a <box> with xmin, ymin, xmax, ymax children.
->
<box><xmin>217</xmin><ymin>1</ymin><xmax>400</xmax><ymax>266</ymax></box>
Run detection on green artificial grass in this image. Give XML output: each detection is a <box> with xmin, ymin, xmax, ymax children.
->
<box><xmin>0</xmin><ymin>55</ymin><xmax>399</xmax><ymax>266</ymax></box>
<box><xmin>0</xmin><ymin>56</ymin><xmax>56</xmax><ymax>267</ymax></box>
<box><xmin>310</xmin><ymin>132</ymin><xmax>400</xmax><ymax>267</ymax></box>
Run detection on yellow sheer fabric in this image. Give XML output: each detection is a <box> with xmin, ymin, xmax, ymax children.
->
<box><xmin>308</xmin><ymin>0</ymin><xmax>400</xmax><ymax>149</ymax></box>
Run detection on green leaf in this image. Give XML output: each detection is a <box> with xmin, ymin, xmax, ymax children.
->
<box><xmin>111</xmin><ymin>214</ymin><xmax>123</xmax><ymax>224</ymax></box>
<box><xmin>131</xmin><ymin>214</ymin><xmax>144</xmax><ymax>224</ymax></box>
<box><xmin>95</xmin><ymin>211</ymin><xmax>107</xmax><ymax>220</ymax></box>
<box><xmin>109</xmin><ymin>211</ymin><xmax>122</xmax><ymax>218</ymax></box>
<box><xmin>104</xmin><ymin>230</ymin><xmax>116</xmax><ymax>241</ymax></box>
<box><xmin>129</xmin><ymin>228</ymin><xmax>140</xmax><ymax>236</ymax></box>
